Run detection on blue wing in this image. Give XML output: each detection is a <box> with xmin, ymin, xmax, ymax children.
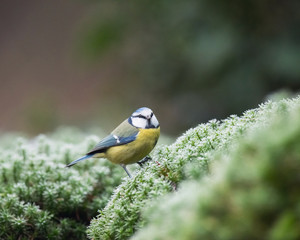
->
<box><xmin>66</xmin><ymin>119</ymin><xmax>139</xmax><ymax>168</ymax></box>
<box><xmin>87</xmin><ymin>133</ymin><xmax>138</xmax><ymax>155</ymax></box>
<box><xmin>66</xmin><ymin>133</ymin><xmax>138</xmax><ymax>167</ymax></box>
<box><xmin>87</xmin><ymin>119</ymin><xmax>139</xmax><ymax>155</ymax></box>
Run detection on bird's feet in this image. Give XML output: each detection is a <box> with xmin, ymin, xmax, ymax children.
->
<box><xmin>137</xmin><ymin>156</ymin><xmax>152</xmax><ymax>167</ymax></box>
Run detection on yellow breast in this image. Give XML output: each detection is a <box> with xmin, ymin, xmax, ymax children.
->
<box><xmin>105</xmin><ymin>127</ymin><xmax>160</xmax><ymax>164</ymax></box>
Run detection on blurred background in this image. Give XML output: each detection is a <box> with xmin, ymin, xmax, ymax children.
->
<box><xmin>1</xmin><ymin>0</ymin><xmax>300</xmax><ymax>136</ymax></box>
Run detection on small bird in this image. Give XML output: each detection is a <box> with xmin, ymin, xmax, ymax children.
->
<box><xmin>66</xmin><ymin>107</ymin><xmax>160</xmax><ymax>178</ymax></box>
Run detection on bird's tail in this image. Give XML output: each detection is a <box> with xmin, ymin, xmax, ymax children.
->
<box><xmin>66</xmin><ymin>154</ymin><xmax>93</xmax><ymax>167</ymax></box>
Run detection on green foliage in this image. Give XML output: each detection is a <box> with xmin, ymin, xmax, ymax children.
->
<box><xmin>0</xmin><ymin>130</ymin><xmax>123</xmax><ymax>239</ymax></box>
<box><xmin>88</xmin><ymin>96</ymin><xmax>300</xmax><ymax>239</ymax></box>
<box><xmin>132</xmin><ymin>97</ymin><xmax>300</xmax><ymax>240</ymax></box>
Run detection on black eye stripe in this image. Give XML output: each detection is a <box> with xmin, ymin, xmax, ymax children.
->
<box><xmin>132</xmin><ymin>114</ymin><xmax>147</xmax><ymax>119</ymax></box>
<box><xmin>132</xmin><ymin>112</ymin><xmax>153</xmax><ymax>119</ymax></box>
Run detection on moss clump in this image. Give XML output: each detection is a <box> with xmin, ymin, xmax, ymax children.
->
<box><xmin>0</xmin><ymin>130</ymin><xmax>123</xmax><ymax>239</ymax></box>
<box><xmin>88</xmin><ymin>96</ymin><xmax>300</xmax><ymax>240</ymax></box>
<box><xmin>132</xmin><ymin>99</ymin><xmax>300</xmax><ymax>240</ymax></box>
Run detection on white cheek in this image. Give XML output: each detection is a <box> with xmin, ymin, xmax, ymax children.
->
<box><xmin>131</xmin><ymin>117</ymin><xmax>147</xmax><ymax>128</ymax></box>
<box><xmin>151</xmin><ymin>115</ymin><xmax>159</xmax><ymax>127</ymax></box>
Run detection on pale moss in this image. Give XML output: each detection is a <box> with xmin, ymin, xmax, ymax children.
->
<box><xmin>0</xmin><ymin>131</ymin><xmax>123</xmax><ymax>239</ymax></box>
<box><xmin>1</xmin><ymin>96</ymin><xmax>300</xmax><ymax>239</ymax></box>
<box><xmin>88</xmin><ymin>96</ymin><xmax>300</xmax><ymax>240</ymax></box>
<box><xmin>132</xmin><ymin>97</ymin><xmax>300</xmax><ymax>240</ymax></box>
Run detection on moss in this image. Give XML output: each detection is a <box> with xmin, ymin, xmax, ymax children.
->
<box><xmin>1</xmin><ymin>97</ymin><xmax>300</xmax><ymax>239</ymax></box>
<box><xmin>0</xmin><ymin>130</ymin><xmax>123</xmax><ymax>239</ymax></box>
<box><xmin>132</xmin><ymin>97</ymin><xmax>300</xmax><ymax>240</ymax></box>
<box><xmin>88</xmin><ymin>96</ymin><xmax>300</xmax><ymax>239</ymax></box>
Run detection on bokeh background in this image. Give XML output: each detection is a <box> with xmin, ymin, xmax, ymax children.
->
<box><xmin>1</xmin><ymin>0</ymin><xmax>300</xmax><ymax>136</ymax></box>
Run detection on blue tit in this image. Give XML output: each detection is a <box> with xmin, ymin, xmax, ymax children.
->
<box><xmin>66</xmin><ymin>107</ymin><xmax>160</xmax><ymax>178</ymax></box>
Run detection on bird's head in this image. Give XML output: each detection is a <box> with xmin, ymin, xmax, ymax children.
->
<box><xmin>129</xmin><ymin>107</ymin><xmax>159</xmax><ymax>129</ymax></box>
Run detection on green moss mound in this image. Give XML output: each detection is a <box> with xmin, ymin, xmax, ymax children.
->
<box><xmin>88</xmin><ymin>96</ymin><xmax>300</xmax><ymax>240</ymax></box>
<box><xmin>132</xmin><ymin>98</ymin><xmax>300</xmax><ymax>240</ymax></box>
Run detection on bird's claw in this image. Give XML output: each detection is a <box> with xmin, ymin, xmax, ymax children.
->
<box><xmin>137</xmin><ymin>156</ymin><xmax>152</xmax><ymax>167</ymax></box>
